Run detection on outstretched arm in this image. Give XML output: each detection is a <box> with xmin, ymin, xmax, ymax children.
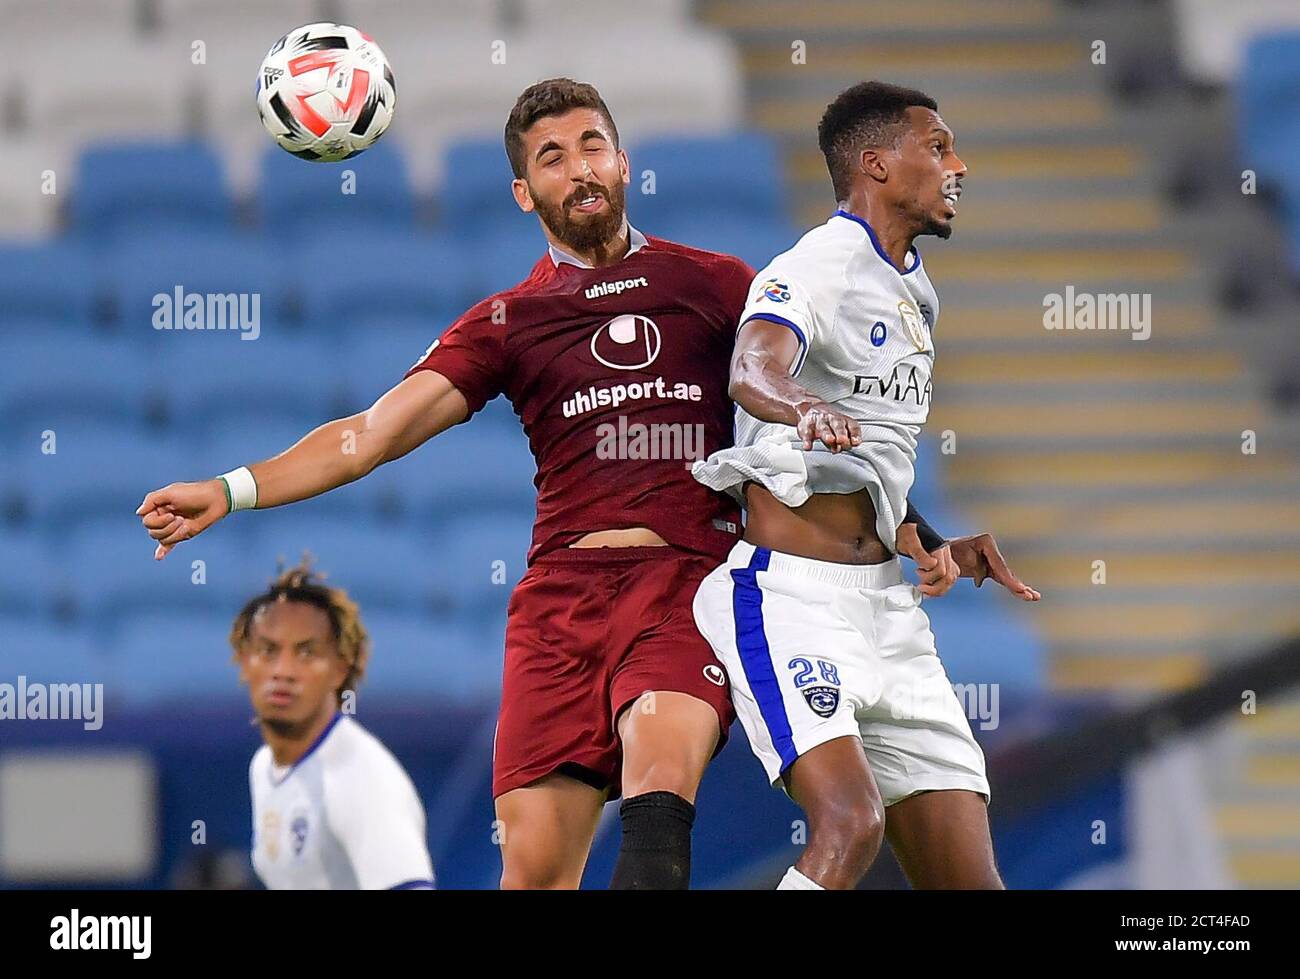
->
<box><xmin>136</xmin><ymin>370</ymin><xmax>469</xmax><ymax>560</ymax></box>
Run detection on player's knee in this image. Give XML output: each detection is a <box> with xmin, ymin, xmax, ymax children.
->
<box><xmin>620</xmin><ymin>757</ymin><xmax>701</xmax><ymax>799</ymax></box>
<box><xmin>808</xmin><ymin>793</ymin><xmax>885</xmax><ymax>871</ymax></box>
<box><xmin>500</xmin><ymin>860</ymin><xmax>579</xmax><ymax>890</ymax></box>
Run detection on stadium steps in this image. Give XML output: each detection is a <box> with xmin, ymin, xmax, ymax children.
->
<box><xmin>705</xmin><ymin>0</ymin><xmax>1300</xmax><ymax>886</ymax></box>
<box><xmin>1213</xmin><ymin>693</ymin><xmax>1300</xmax><ymax>886</ymax></box>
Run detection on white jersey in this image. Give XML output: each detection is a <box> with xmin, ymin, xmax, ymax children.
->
<box><xmin>692</xmin><ymin>209</ymin><xmax>939</xmax><ymax>550</ymax></box>
<box><xmin>249</xmin><ymin>713</ymin><xmax>434</xmax><ymax>890</ymax></box>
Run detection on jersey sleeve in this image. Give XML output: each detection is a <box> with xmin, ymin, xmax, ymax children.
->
<box><xmin>737</xmin><ymin>262</ymin><xmax>823</xmax><ymax>375</ymax></box>
<box><xmin>325</xmin><ymin>750</ymin><xmax>435</xmax><ymax>890</ymax></box>
<box><xmin>403</xmin><ymin>299</ymin><xmax>507</xmax><ymax>416</ymax></box>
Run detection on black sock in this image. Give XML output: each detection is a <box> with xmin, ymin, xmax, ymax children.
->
<box><xmin>609</xmin><ymin>791</ymin><xmax>696</xmax><ymax>890</ymax></box>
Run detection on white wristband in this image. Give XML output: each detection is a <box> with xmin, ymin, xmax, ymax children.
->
<box><xmin>219</xmin><ymin>466</ymin><xmax>258</xmax><ymax>512</ymax></box>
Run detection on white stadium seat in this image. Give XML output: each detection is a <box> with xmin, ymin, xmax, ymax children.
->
<box><xmin>0</xmin><ymin>0</ymin><xmax>139</xmax><ymax>41</ymax></box>
<box><xmin>0</xmin><ymin>138</ymin><xmax>68</xmax><ymax>240</ymax></box>
<box><xmin>1174</xmin><ymin>0</ymin><xmax>1300</xmax><ymax>84</ymax></box>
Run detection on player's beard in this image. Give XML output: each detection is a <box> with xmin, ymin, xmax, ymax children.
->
<box><xmin>531</xmin><ymin>178</ymin><xmax>627</xmax><ymax>254</ymax></box>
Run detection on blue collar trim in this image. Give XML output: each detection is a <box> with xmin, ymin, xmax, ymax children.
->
<box><xmin>833</xmin><ymin>209</ymin><xmax>921</xmax><ymax>275</ymax></box>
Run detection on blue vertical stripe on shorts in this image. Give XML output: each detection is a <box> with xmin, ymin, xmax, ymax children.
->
<box><xmin>730</xmin><ymin>546</ymin><xmax>798</xmax><ymax>772</ymax></box>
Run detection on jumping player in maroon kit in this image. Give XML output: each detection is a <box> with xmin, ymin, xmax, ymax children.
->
<box><xmin>137</xmin><ymin>78</ymin><xmax>752</xmax><ymax>889</ymax></box>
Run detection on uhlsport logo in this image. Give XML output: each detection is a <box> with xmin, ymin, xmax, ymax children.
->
<box><xmin>703</xmin><ymin>664</ymin><xmax>727</xmax><ymax>687</ymax></box>
<box><xmin>590</xmin><ymin>314</ymin><xmax>661</xmax><ymax>370</ymax></box>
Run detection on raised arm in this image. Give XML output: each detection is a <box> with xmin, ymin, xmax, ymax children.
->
<box><xmin>136</xmin><ymin>370</ymin><xmax>469</xmax><ymax>560</ymax></box>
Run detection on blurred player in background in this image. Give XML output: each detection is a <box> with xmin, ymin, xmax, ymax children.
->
<box><xmin>693</xmin><ymin>82</ymin><xmax>1040</xmax><ymax>890</ymax></box>
<box><xmin>234</xmin><ymin>557</ymin><xmax>434</xmax><ymax>890</ymax></box>
<box><xmin>139</xmin><ymin>77</ymin><xmax>752</xmax><ymax>890</ymax></box>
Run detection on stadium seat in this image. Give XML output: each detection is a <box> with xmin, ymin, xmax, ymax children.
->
<box><xmin>1174</xmin><ymin>0</ymin><xmax>1300</xmax><ymax>85</ymax></box>
<box><xmin>422</xmin><ymin>512</ymin><xmax>534</xmax><ymax>611</ymax></box>
<box><xmin>258</xmin><ymin>142</ymin><xmax>414</xmax><ymax>234</ymax></box>
<box><xmin>103</xmin><ymin>229</ymin><xmax>294</xmax><ymax>329</ymax></box>
<box><xmin>109</xmin><ymin>610</ymin><xmax>247</xmax><ymax>705</ymax></box>
<box><xmin>369</xmin><ymin>421</ymin><xmax>537</xmax><ymax>518</ymax></box>
<box><xmin>0</xmin><ymin>242</ymin><xmax>98</xmax><ymax>324</ymax></box>
<box><xmin>629</xmin><ymin>133</ymin><xmax>785</xmax><ymax>228</ymax></box>
<box><xmin>1238</xmin><ymin>31</ymin><xmax>1300</xmax><ymax>219</ymax></box>
<box><xmin>461</xmin><ymin>225</ymin><xmax>550</xmax><ymax>295</ymax></box>
<box><xmin>241</xmin><ymin>512</ymin><xmax>444</xmax><ymax>613</ymax></box>
<box><xmin>0</xmin><ymin>530</ymin><xmax>66</xmax><ymax>617</ymax></box>
<box><xmin>360</xmin><ymin>610</ymin><xmax>503</xmax><ymax>702</ymax></box>
<box><xmin>20</xmin><ymin>421</ymin><xmax>200</xmax><ymax>530</ymax></box>
<box><xmin>650</xmin><ymin>214</ymin><xmax>803</xmax><ymax>270</ymax></box>
<box><xmin>64</xmin><ymin>516</ymin><xmax>251</xmax><ymax>621</ymax></box>
<box><xmin>0</xmin><ymin>138</ymin><xmax>69</xmax><ymax>240</ymax></box>
<box><xmin>294</xmin><ymin>231</ymin><xmax>477</xmax><ymax>326</ymax></box>
<box><xmin>0</xmin><ymin>620</ymin><xmax>113</xmax><ymax>688</ymax></box>
<box><xmin>72</xmin><ymin>142</ymin><xmax>233</xmax><ymax>238</ymax></box>
<box><xmin>152</xmin><ymin>332</ymin><xmax>348</xmax><ymax>421</ymax></box>
<box><xmin>0</xmin><ymin>336</ymin><xmax>161</xmax><ymax>424</ymax></box>
<box><xmin>437</xmin><ymin>138</ymin><xmax>523</xmax><ymax>231</ymax></box>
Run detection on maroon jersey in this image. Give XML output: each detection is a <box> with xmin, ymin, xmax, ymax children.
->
<box><xmin>405</xmin><ymin>233</ymin><xmax>753</xmax><ymax>564</ymax></box>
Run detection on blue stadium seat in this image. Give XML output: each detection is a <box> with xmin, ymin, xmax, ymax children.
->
<box><xmin>337</xmin><ymin>315</ymin><xmax>442</xmax><ymax>409</ymax></box>
<box><xmin>295</xmin><ymin>231</ymin><xmax>477</xmax><ymax>325</ymax></box>
<box><xmin>365</xmin><ymin>421</ymin><xmax>537</xmax><ymax>517</ymax></box>
<box><xmin>22</xmin><ymin>421</ymin><xmax>200</xmax><ymax>529</ymax></box>
<box><xmin>72</xmin><ymin>141</ymin><xmax>233</xmax><ymax>239</ymax></box>
<box><xmin>109</xmin><ymin>610</ymin><xmax>244</xmax><ymax>705</ymax></box>
<box><xmin>104</xmin><ymin>229</ymin><xmax>293</xmax><ymax>329</ymax></box>
<box><xmin>0</xmin><ymin>620</ymin><xmax>112</xmax><ymax>687</ymax></box>
<box><xmin>0</xmin><ymin>337</ymin><xmax>161</xmax><ymax>423</ymax></box>
<box><xmin>0</xmin><ymin>242</ymin><xmax>99</xmax><ymax>325</ymax></box>
<box><xmin>629</xmin><ymin>133</ymin><xmax>785</xmax><ymax>227</ymax></box>
<box><xmin>0</xmin><ymin>530</ymin><xmax>65</xmax><ymax>616</ymax></box>
<box><xmin>423</xmin><ymin>512</ymin><xmax>533</xmax><ymax>611</ymax></box>
<box><xmin>360</xmin><ymin>611</ymin><xmax>503</xmax><ymax>702</ymax></box>
<box><xmin>153</xmin><ymin>333</ymin><xmax>347</xmax><ymax>421</ymax></box>
<box><xmin>258</xmin><ymin>142</ymin><xmax>414</xmax><ymax>234</ymax></box>
<box><xmin>438</xmin><ymin>138</ymin><xmax>520</xmax><ymax>230</ymax></box>
<box><xmin>1238</xmin><ymin>30</ymin><xmax>1300</xmax><ymax>192</ymax></box>
<box><xmin>462</xmin><ymin>224</ymin><xmax>549</xmax><ymax>295</ymax></box>
<box><xmin>649</xmin><ymin>214</ymin><xmax>802</xmax><ymax>269</ymax></box>
<box><xmin>241</xmin><ymin>512</ymin><xmax>441</xmax><ymax>613</ymax></box>
<box><xmin>64</xmin><ymin>516</ymin><xmax>250</xmax><ymax>621</ymax></box>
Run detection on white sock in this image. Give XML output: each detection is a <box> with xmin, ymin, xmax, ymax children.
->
<box><xmin>777</xmin><ymin>866</ymin><xmax>824</xmax><ymax>890</ymax></box>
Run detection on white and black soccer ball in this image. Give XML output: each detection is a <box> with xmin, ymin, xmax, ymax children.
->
<box><xmin>256</xmin><ymin>23</ymin><xmax>396</xmax><ymax>162</ymax></box>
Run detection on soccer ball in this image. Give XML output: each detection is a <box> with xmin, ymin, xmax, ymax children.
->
<box><xmin>256</xmin><ymin>22</ymin><xmax>396</xmax><ymax>162</ymax></box>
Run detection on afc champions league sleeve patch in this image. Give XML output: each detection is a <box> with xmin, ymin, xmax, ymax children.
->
<box><xmin>758</xmin><ymin>278</ymin><xmax>792</xmax><ymax>304</ymax></box>
<box><xmin>897</xmin><ymin>299</ymin><xmax>928</xmax><ymax>351</ymax></box>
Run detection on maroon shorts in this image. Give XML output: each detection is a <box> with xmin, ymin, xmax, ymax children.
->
<box><xmin>492</xmin><ymin>545</ymin><xmax>735</xmax><ymax>800</ymax></box>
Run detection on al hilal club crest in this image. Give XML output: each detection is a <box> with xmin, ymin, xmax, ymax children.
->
<box><xmin>898</xmin><ymin>299</ymin><xmax>928</xmax><ymax>351</ymax></box>
<box><xmin>803</xmin><ymin>685</ymin><xmax>840</xmax><ymax>718</ymax></box>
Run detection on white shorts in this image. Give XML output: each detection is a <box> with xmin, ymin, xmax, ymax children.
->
<box><xmin>693</xmin><ymin>540</ymin><xmax>990</xmax><ymax>807</ymax></box>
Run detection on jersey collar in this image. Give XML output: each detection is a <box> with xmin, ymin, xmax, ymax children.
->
<box><xmin>267</xmin><ymin>711</ymin><xmax>343</xmax><ymax>787</ymax></box>
<box><xmin>832</xmin><ymin>208</ymin><xmax>922</xmax><ymax>276</ymax></box>
<box><xmin>547</xmin><ymin>224</ymin><xmax>649</xmax><ymax>269</ymax></box>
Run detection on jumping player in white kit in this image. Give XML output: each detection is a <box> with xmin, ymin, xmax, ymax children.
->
<box><xmin>234</xmin><ymin>558</ymin><xmax>435</xmax><ymax>890</ymax></box>
<box><xmin>692</xmin><ymin>81</ymin><xmax>1040</xmax><ymax>890</ymax></box>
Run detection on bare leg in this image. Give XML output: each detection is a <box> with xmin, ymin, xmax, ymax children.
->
<box><xmin>495</xmin><ymin>772</ymin><xmax>607</xmax><ymax>889</ymax></box>
<box><xmin>782</xmin><ymin>735</ymin><xmax>886</xmax><ymax>890</ymax></box>
<box><xmin>884</xmin><ymin>789</ymin><xmax>1004</xmax><ymax>889</ymax></box>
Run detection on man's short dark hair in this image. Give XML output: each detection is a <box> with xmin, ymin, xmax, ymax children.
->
<box><xmin>817</xmin><ymin>81</ymin><xmax>938</xmax><ymax>201</ymax></box>
<box><xmin>504</xmin><ymin>77</ymin><xmax>619</xmax><ymax>179</ymax></box>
